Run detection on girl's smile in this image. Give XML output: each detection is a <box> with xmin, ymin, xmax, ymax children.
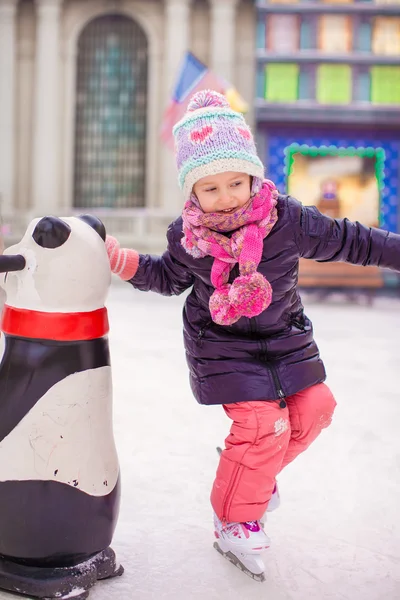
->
<box><xmin>193</xmin><ymin>171</ymin><xmax>251</xmax><ymax>214</ymax></box>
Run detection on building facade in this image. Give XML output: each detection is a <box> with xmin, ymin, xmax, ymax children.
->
<box><xmin>0</xmin><ymin>0</ymin><xmax>256</xmax><ymax>248</ymax></box>
<box><xmin>255</xmin><ymin>0</ymin><xmax>400</xmax><ymax>237</ymax></box>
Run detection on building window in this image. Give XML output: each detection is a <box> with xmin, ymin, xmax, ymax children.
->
<box><xmin>256</xmin><ymin>65</ymin><xmax>265</xmax><ymax>98</ymax></box>
<box><xmin>371</xmin><ymin>66</ymin><xmax>400</xmax><ymax>103</ymax></box>
<box><xmin>267</xmin><ymin>15</ymin><xmax>299</xmax><ymax>52</ymax></box>
<box><xmin>354</xmin><ymin>68</ymin><xmax>371</xmax><ymax>101</ymax></box>
<box><xmin>74</xmin><ymin>14</ymin><xmax>148</xmax><ymax>209</ymax></box>
<box><xmin>298</xmin><ymin>66</ymin><xmax>314</xmax><ymax>100</ymax></box>
<box><xmin>318</xmin><ymin>15</ymin><xmax>352</xmax><ymax>52</ymax></box>
<box><xmin>257</xmin><ymin>18</ymin><xmax>267</xmax><ymax>50</ymax></box>
<box><xmin>372</xmin><ymin>17</ymin><xmax>400</xmax><ymax>55</ymax></box>
<box><xmin>300</xmin><ymin>17</ymin><xmax>315</xmax><ymax>50</ymax></box>
<box><xmin>265</xmin><ymin>63</ymin><xmax>299</xmax><ymax>102</ymax></box>
<box><xmin>355</xmin><ymin>20</ymin><xmax>372</xmax><ymax>52</ymax></box>
<box><xmin>316</xmin><ymin>64</ymin><xmax>352</xmax><ymax>103</ymax></box>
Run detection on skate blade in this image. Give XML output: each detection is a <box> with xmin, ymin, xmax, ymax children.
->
<box><xmin>213</xmin><ymin>541</ymin><xmax>265</xmax><ymax>582</ymax></box>
<box><xmin>43</xmin><ymin>595</ymin><xmax>89</xmax><ymax>600</ymax></box>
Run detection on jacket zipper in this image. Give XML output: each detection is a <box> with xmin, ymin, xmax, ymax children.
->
<box><xmin>197</xmin><ymin>320</ymin><xmax>212</xmax><ymax>346</ymax></box>
<box><xmin>249</xmin><ymin>316</ymin><xmax>256</xmax><ymax>338</ymax></box>
<box><xmin>260</xmin><ymin>339</ymin><xmax>287</xmax><ymax>407</ymax></box>
<box><xmin>292</xmin><ymin>318</ymin><xmax>305</xmax><ymax>331</ymax></box>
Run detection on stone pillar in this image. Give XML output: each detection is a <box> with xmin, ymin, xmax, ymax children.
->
<box><xmin>0</xmin><ymin>0</ymin><xmax>17</xmax><ymax>216</ymax></box>
<box><xmin>164</xmin><ymin>0</ymin><xmax>190</xmax><ymax>98</ymax></box>
<box><xmin>32</xmin><ymin>0</ymin><xmax>62</xmax><ymax>215</ymax></box>
<box><xmin>161</xmin><ymin>0</ymin><xmax>191</xmax><ymax>213</ymax></box>
<box><xmin>210</xmin><ymin>0</ymin><xmax>238</xmax><ymax>83</ymax></box>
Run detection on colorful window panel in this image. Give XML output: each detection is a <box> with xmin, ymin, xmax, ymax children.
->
<box><xmin>268</xmin><ymin>15</ymin><xmax>300</xmax><ymax>52</ymax></box>
<box><xmin>300</xmin><ymin>17</ymin><xmax>315</xmax><ymax>50</ymax></box>
<box><xmin>256</xmin><ymin>65</ymin><xmax>265</xmax><ymax>99</ymax></box>
<box><xmin>318</xmin><ymin>15</ymin><xmax>352</xmax><ymax>52</ymax></box>
<box><xmin>298</xmin><ymin>66</ymin><xmax>314</xmax><ymax>100</ymax></box>
<box><xmin>371</xmin><ymin>66</ymin><xmax>400</xmax><ymax>104</ymax></box>
<box><xmin>74</xmin><ymin>15</ymin><xmax>148</xmax><ymax>209</ymax></box>
<box><xmin>265</xmin><ymin>64</ymin><xmax>299</xmax><ymax>102</ymax></box>
<box><xmin>316</xmin><ymin>64</ymin><xmax>352</xmax><ymax>104</ymax></box>
<box><xmin>355</xmin><ymin>20</ymin><xmax>372</xmax><ymax>52</ymax></box>
<box><xmin>257</xmin><ymin>18</ymin><xmax>267</xmax><ymax>50</ymax></box>
<box><xmin>353</xmin><ymin>68</ymin><xmax>371</xmax><ymax>102</ymax></box>
<box><xmin>372</xmin><ymin>18</ymin><xmax>400</xmax><ymax>55</ymax></box>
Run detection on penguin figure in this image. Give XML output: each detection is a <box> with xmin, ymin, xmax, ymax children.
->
<box><xmin>0</xmin><ymin>215</ymin><xmax>123</xmax><ymax>600</ymax></box>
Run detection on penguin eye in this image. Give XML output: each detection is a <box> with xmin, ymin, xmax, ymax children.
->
<box><xmin>32</xmin><ymin>217</ymin><xmax>71</xmax><ymax>249</ymax></box>
<box><xmin>77</xmin><ymin>215</ymin><xmax>106</xmax><ymax>241</ymax></box>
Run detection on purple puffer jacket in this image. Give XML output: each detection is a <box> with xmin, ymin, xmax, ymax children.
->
<box><xmin>129</xmin><ymin>195</ymin><xmax>400</xmax><ymax>406</ymax></box>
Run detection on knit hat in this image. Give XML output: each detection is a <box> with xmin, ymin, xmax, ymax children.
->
<box><xmin>172</xmin><ymin>90</ymin><xmax>265</xmax><ymax>201</ymax></box>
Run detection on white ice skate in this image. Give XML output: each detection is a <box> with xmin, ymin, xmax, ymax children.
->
<box><xmin>267</xmin><ymin>482</ymin><xmax>280</xmax><ymax>512</ymax></box>
<box><xmin>213</xmin><ymin>514</ymin><xmax>270</xmax><ymax>582</ymax></box>
<box><xmin>261</xmin><ymin>482</ymin><xmax>281</xmax><ymax>527</ymax></box>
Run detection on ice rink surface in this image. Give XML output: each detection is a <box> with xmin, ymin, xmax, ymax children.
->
<box><xmin>2</xmin><ymin>282</ymin><xmax>400</xmax><ymax>600</ymax></box>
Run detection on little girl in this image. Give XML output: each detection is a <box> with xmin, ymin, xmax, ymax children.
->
<box><xmin>106</xmin><ymin>90</ymin><xmax>400</xmax><ymax>581</ymax></box>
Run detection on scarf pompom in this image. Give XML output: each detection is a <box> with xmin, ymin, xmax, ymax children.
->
<box><xmin>209</xmin><ymin>273</ymin><xmax>273</xmax><ymax>326</ymax></box>
<box><xmin>209</xmin><ymin>285</ymin><xmax>240</xmax><ymax>326</ymax></box>
<box><xmin>229</xmin><ymin>272</ymin><xmax>272</xmax><ymax>319</ymax></box>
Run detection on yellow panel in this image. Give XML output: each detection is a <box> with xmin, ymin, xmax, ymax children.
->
<box><xmin>319</xmin><ymin>15</ymin><xmax>352</xmax><ymax>52</ymax></box>
<box><xmin>372</xmin><ymin>17</ymin><xmax>400</xmax><ymax>55</ymax></box>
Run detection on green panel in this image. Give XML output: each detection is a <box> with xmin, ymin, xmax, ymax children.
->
<box><xmin>371</xmin><ymin>66</ymin><xmax>400</xmax><ymax>104</ymax></box>
<box><xmin>265</xmin><ymin>64</ymin><xmax>299</xmax><ymax>102</ymax></box>
<box><xmin>316</xmin><ymin>64</ymin><xmax>352</xmax><ymax>104</ymax></box>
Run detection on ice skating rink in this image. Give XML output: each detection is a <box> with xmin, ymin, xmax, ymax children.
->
<box><xmin>2</xmin><ymin>281</ymin><xmax>400</xmax><ymax>600</ymax></box>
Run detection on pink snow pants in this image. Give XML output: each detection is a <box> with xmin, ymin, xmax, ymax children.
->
<box><xmin>211</xmin><ymin>383</ymin><xmax>336</xmax><ymax>523</ymax></box>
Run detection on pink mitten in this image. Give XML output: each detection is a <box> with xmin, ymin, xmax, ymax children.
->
<box><xmin>105</xmin><ymin>235</ymin><xmax>139</xmax><ymax>281</ymax></box>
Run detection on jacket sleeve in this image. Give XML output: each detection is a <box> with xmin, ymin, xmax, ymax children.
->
<box><xmin>287</xmin><ymin>196</ymin><xmax>400</xmax><ymax>272</ymax></box>
<box><xmin>128</xmin><ymin>221</ymin><xmax>195</xmax><ymax>296</ymax></box>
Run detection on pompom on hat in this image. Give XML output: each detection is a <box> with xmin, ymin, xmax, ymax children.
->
<box><xmin>172</xmin><ymin>90</ymin><xmax>265</xmax><ymax>201</ymax></box>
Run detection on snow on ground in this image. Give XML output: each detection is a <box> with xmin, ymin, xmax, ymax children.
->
<box><xmin>1</xmin><ymin>282</ymin><xmax>400</xmax><ymax>600</ymax></box>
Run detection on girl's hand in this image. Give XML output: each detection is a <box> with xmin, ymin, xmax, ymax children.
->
<box><xmin>105</xmin><ymin>235</ymin><xmax>139</xmax><ymax>281</ymax></box>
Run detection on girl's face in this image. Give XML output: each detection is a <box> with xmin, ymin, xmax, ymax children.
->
<box><xmin>192</xmin><ymin>171</ymin><xmax>251</xmax><ymax>214</ymax></box>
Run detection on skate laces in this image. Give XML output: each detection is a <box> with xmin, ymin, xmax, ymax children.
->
<box><xmin>225</xmin><ymin>520</ymin><xmax>261</xmax><ymax>538</ymax></box>
<box><xmin>243</xmin><ymin>521</ymin><xmax>261</xmax><ymax>532</ymax></box>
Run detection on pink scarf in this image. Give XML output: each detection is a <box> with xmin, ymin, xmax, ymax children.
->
<box><xmin>181</xmin><ymin>179</ymin><xmax>278</xmax><ymax>326</ymax></box>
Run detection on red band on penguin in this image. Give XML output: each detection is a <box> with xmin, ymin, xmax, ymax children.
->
<box><xmin>1</xmin><ymin>305</ymin><xmax>109</xmax><ymax>341</ymax></box>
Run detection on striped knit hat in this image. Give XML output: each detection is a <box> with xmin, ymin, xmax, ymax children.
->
<box><xmin>172</xmin><ymin>90</ymin><xmax>265</xmax><ymax>201</ymax></box>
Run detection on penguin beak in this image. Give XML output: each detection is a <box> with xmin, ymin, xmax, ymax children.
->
<box><xmin>0</xmin><ymin>254</ymin><xmax>26</xmax><ymax>274</ymax></box>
